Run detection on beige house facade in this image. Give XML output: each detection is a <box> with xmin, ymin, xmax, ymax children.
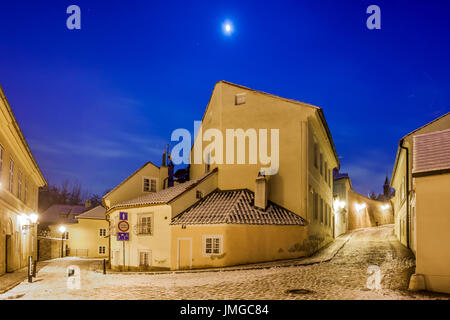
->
<box><xmin>0</xmin><ymin>85</ymin><xmax>47</xmax><ymax>275</ymax></box>
<box><xmin>47</xmin><ymin>206</ymin><xmax>109</xmax><ymax>259</ymax></box>
<box><xmin>409</xmin><ymin>128</ymin><xmax>450</xmax><ymax>294</ymax></box>
<box><xmin>104</xmin><ymin>81</ymin><xmax>339</xmax><ymax>271</ymax></box>
<box><xmin>390</xmin><ymin>112</ymin><xmax>450</xmax><ymax>253</ymax></box>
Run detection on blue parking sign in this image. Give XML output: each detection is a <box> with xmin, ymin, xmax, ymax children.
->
<box><xmin>119</xmin><ymin>212</ymin><xmax>128</xmax><ymax>221</ymax></box>
<box><xmin>117</xmin><ymin>232</ymin><xmax>129</xmax><ymax>241</ymax></box>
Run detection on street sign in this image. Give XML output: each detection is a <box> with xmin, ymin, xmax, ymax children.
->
<box><xmin>119</xmin><ymin>212</ymin><xmax>128</xmax><ymax>221</ymax></box>
<box><xmin>117</xmin><ymin>232</ymin><xmax>129</xmax><ymax>241</ymax></box>
<box><xmin>117</xmin><ymin>220</ymin><xmax>129</xmax><ymax>232</ymax></box>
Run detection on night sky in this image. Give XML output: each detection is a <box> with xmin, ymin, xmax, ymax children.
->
<box><xmin>1</xmin><ymin>0</ymin><xmax>449</xmax><ymax>197</ymax></box>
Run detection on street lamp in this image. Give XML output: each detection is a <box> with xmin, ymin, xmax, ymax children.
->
<box><xmin>59</xmin><ymin>225</ymin><xmax>66</xmax><ymax>258</ymax></box>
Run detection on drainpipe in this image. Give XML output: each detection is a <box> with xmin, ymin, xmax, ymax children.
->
<box><xmin>399</xmin><ymin>139</ymin><xmax>410</xmax><ymax>248</ymax></box>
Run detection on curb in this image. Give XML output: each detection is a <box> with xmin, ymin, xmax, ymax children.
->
<box><xmin>96</xmin><ymin>232</ymin><xmax>355</xmax><ymax>276</ymax></box>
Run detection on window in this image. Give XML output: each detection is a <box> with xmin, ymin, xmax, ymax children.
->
<box><xmin>320</xmin><ymin>153</ymin><xmax>323</xmax><ymax>176</ymax></box>
<box><xmin>235</xmin><ymin>93</ymin><xmax>246</xmax><ymax>105</ymax></box>
<box><xmin>139</xmin><ymin>251</ymin><xmax>151</xmax><ymax>266</ymax></box>
<box><xmin>18</xmin><ymin>171</ymin><xmax>22</xmax><ymax>199</ymax></box>
<box><xmin>401</xmin><ymin>176</ymin><xmax>406</xmax><ymax>202</ymax></box>
<box><xmin>99</xmin><ymin>229</ymin><xmax>107</xmax><ymax>237</ymax></box>
<box><xmin>143</xmin><ymin>177</ymin><xmax>157</xmax><ymax>192</ymax></box>
<box><xmin>328</xmin><ymin>169</ymin><xmax>331</xmax><ymax>187</ymax></box>
<box><xmin>324</xmin><ymin>203</ymin><xmax>328</xmax><ymax>225</ymax></box>
<box><xmin>9</xmin><ymin>159</ymin><xmax>14</xmax><ymax>193</ymax></box>
<box><xmin>196</xmin><ymin>190</ymin><xmax>203</xmax><ymax>199</ymax></box>
<box><xmin>320</xmin><ymin>197</ymin><xmax>324</xmax><ymax>224</ymax></box>
<box><xmin>24</xmin><ymin>179</ymin><xmax>28</xmax><ymax>204</ymax></box>
<box><xmin>99</xmin><ymin>246</ymin><xmax>106</xmax><ymax>254</ymax></box>
<box><xmin>204</xmin><ymin>235</ymin><xmax>222</xmax><ymax>255</ymax></box>
<box><xmin>59</xmin><ymin>213</ymin><xmax>69</xmax><ymax>219</ymax></box>
<box><xmin>313</xmin><ymin>191</ymin><xmax>318</xmax><ymax>220</ymax></box>
<box><xmin>138</xmin><ymin>215</ymin><xmax>153</xmax><ymax>235</ymax></box>
<box><xmin>205</xmin><ymin>152</ymin><xmax>211</xmax><ymax>173</ymax></box>
<box><xmin>313</xmin><ymin>142</ymin><xmax>319</xmax><ymax>168</ymax></box>
<box><xmin>324</xmin><ymin>162</ymin><xmax>328</xmax><ymax>183</ymax></box>
<box><xmin>0</xmin><ymin>145</ymin><xmax>3</xmax><ymax>179</ymax></box>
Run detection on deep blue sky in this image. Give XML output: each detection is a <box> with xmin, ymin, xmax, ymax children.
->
<box><xmin>1</xmin><ymin>0</ymin><xmax>449</xmax><ymax>197</ymax></box>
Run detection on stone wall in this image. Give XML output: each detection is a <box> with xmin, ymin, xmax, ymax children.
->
<box><xmin>37</xmin><ymin>237</ymin><xmax>62</xmax><ymax>261</ymax></box>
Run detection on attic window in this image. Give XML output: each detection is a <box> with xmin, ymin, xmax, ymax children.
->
<box><xmin>196</xmin><ymin>190</ymin><xmax>203</xmax><ymax>199</ymax></box>
<box><xmin>235</xmin><ymin>93</ymin><xmax>246</xmax><ymax>105</ymax></box>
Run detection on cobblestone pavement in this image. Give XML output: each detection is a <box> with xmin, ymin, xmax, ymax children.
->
<box><xmin>1</xmin><ymin>225</ymin><xmax>449</xmax><ymax>300</ymax></box>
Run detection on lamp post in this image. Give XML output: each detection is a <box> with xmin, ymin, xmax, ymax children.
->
<box><xmin>21</xmin><ymin>213</ymin><xmax>39</xmax><ymax>282</ymax></box>
<box><xmin>59</xmin><ymin>225</ymin><xmax>66</xmax><ymax>258</ymax></box>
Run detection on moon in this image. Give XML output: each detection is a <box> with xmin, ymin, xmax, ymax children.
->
<box><xmin>223</xmin><ymin>20</ymin><xmax>233</xmax><ymax>35</ymax></box>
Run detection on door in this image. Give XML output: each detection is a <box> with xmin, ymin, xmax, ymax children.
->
<box><xmin>5</xmin><ymin>235</ymin><xmax>12</xmax><ymax>273</ymax></box>
<box><xmin>178</xmin><ymin>238</ymin><xmax>192</xmax><ymax>269</ymax></box>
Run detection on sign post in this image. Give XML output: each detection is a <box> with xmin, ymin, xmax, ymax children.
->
<box><xmin>117</xmin><ymin>212</ymin><xmax>129</xmax><ymax>271</ymax></box>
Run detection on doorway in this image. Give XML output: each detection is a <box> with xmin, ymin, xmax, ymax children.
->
<box><xmin>177</xmin><ymin>238</ymin><xmax>192</xmax><ymax>270</ymax></box>
<box><xmin>5</xmin><ymin>235</ymin><xmax>12</xmax><ymax>273</ymax></box>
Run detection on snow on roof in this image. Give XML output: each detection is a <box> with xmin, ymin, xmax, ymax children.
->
<box><xmin>109</xmin><ymin>169</ymin><xmax>218</xmax><ymax>211</ymax></box>
<box><xmin>76</xmin><ymin>205</ymin><xmax>106</xmax><ymax>220</ymax></box>
<box><xmin>40</xmin><ymin>204</ymin><xmax>86</xmax><ymax>224</ymax></box>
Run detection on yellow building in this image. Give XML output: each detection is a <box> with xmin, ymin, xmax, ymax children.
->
<box><xmin>48</xmin><ymin>206</ymin><xmax>109</xmax><ymax>259</ymax></box>
<box><xmin>104</xmin><ymin>81</ymin><xmax>339</xmax><ymax>271</ymax></box>
<box><xmin>390</xmin><ymin>112</ymin><xmax>450</xmax><ymax>253</ymax></box>
<box><xmin>0</xmin><ymin>84</ymin><xmax>47</xmax><ymax>275</ymax></box>
<box><xmin>408</xmin><ymin>128</ymin><xmax>450</xmax><ymax>294</ymax></box>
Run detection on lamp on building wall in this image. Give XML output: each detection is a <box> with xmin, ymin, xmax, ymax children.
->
<box><xmin>59</xmin><ymin>225</ymin><xmax>67</xmax><ymax>258</ymax></box>
<box><xmin>381</xmin><ymin>204</ymin><xmax>390</xmax><ymax>211</ymax></box>
<box><xmin>355</xmin><ymin>203</ymin><xmax>367</xmax><ymax>213</ymax></box>
<box><xmin>21</xmin><ymin>213</ymin><xmax>39</xmax><ymax>231</ymax></box>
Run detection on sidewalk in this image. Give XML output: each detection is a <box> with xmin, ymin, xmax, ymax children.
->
<box><xmin>101</xmin><ymin>231</ymin><xmax>355</xmax><ymax>275</ymax></box>
<box><xmin>0</xmin><ymin>261</ymin><xmax>49</xmax><ymax>294</ymax></box>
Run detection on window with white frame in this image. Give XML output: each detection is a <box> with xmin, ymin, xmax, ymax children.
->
<box><xmin>99</xmin><ymin>246</ymin><xmax>106</xmax><ymax>254</ymax></box>
<box><xmin>143</xmin><ymin>177</ymin><xmax>157</xmax><ymax>192</ymax></box>
<box><xmin>203</xmin><ymin>235</ymin><xmax>222</xmax><ymax>255</ymax></box>
<box><xmin>9</xmin><ymin>159</ymin><xmax>14</xmax><ymax>193</ymax></box>
<box><xmin>99</xmin><ymin>228</ymin><xmax>107</xmax><ymax>237</ymax></box>
<box><xmin>139</xmin><ymin>251</ymin><xmax>151</xmax><ymax>266</ymax></box>
<box><xmin>138</xmin><ymin>214</ymin><xmax>153</xmax><ymax>235</ymax></box>
<box><xmin>18</xmin><ymin>171</ymin><xmax>22</xmax><ymax>199</ymax></box>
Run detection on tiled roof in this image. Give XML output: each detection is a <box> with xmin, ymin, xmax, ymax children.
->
<box><xmin>171</xmin><ymin>189</ymin><xmax>307</xmax><ymax>226</ymax></box>
<box><xmin>413</xmin><ymin>128</ymin><xmax>450</xmax><ymax>174</ymax></box>
<box><xmin>109</xmin><ymin>169</ymin><xmax>217</xmax><ymax>210</ymax></box>
<box><xmin>77</xmin><ymin>205</ymin><xmax>106</xmax><ymax>220</ymax></box>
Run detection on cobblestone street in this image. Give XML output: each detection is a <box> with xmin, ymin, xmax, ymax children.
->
<box><xmin>1</xmin><ymin>225</ymin><xmax>449</xmax><ymax>300</ymax></box>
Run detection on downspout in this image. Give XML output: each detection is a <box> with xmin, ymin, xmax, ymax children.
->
<box><xmin>399</xmin><ymin>139</ymin><xmax>410</xmax><ymax>248</ymax></box>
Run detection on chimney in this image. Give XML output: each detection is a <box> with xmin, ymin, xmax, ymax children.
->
<box><xmin>85</xmin><ymin>200</ymin><xmax>92</xmax><ymax>208</ymax></box>
<box><xmin>162</xmin><ymin>149</ymin><xmax>166</xmax><ymax>167</ymax></box>
<box><xmin>254</xmin><ymin>173</ymin><xmax>268</xmax><ymax>210</ymax></box>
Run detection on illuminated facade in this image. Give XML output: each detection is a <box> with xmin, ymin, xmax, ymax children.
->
<box><xmin>0</xmin><ymin>85</ymin><xmax>47</xmax><ymax>275</ymax></box>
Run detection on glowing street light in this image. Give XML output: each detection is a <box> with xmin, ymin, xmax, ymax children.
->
<box><xmin>59</xmin><ymin>225</ymin><xmax>67</xmax><ymax>233</ymax></box>
<box><xmin>29</xmin><ymin>213</ymin><xmax>39</xmax><ymax>224</ymax></box>
<box><xmin>355</xmin><ymin>203</ymin><xmax>367</xmax><ymax>213</ymax></box>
